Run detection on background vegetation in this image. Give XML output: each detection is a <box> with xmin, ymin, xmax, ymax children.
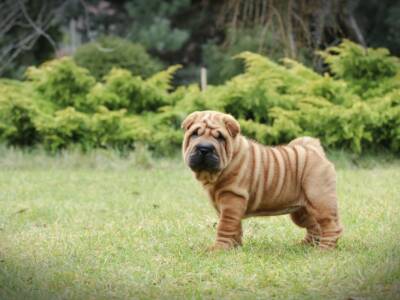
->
<box><xmin>1</xmin><ymin>40</ymin><xmax>399</xmax><ymax>155</ymax></box>
<box><xmin>1</xmin><ymin>1</ymin><xmax>399</xmax><ymax>156</ymax></box>
<box><xmin>74</xmin><ymin>36</ymin><xmax>162</xmax><ymax>80</ymax></box>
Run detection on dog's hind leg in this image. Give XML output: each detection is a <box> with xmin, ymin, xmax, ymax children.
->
<box><xmin>302</xmin><ymin>159</ymin><xmax>343</xmax><ymax>249</ymax></box>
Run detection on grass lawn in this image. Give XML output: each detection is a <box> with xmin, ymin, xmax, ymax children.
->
<box><xmin>0</xmin><ymin>148</ymin><xmax>399</xmax><ymax>299</ymax></box>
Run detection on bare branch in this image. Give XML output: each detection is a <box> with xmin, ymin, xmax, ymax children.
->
<box><xmin>347</xmin><ymin>14</ymin><xmax>366</xmax><ymax>47</ymax></box>
<box><xmin>0</xmin><ymin>0</ymin><xmax>71</xmax><ymax>75</ymax></box>
<box><xmin>286</xmin><ymin>0</ymin><xmax>296</xmax><ymax>58</ymax></box>
<box><xmin>17</xmin><ymin>0</ymin><xmax>58</xmax><ymax>51</ymax></box>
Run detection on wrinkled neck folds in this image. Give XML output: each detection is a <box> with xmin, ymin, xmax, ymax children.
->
<box><xmin>197</xmin><ymin>135</ymin><xmax>248</xmax><ymax>187</ymax></box>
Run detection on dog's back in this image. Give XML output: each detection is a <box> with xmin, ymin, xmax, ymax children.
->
<box><xmin>288</xmin><ymin>136</ymin><xmax>326</xmax><ymax>158</ymax></box>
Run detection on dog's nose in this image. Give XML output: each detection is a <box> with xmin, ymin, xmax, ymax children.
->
<box><xmin>196</xmin><ymin>143</ymin><xmax>215</xmax><ymax>155</ymax></box>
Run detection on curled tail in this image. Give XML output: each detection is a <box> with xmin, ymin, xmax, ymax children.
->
<box><xmin>288</xmin><ymin>136</ymin><xmax>326</xmax><ymax>158</ymax></box>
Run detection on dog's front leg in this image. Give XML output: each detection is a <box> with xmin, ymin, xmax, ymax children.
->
<box><xmin>209</xmin><ymin>192</ymin><xmax>246</xmax><ymax>251</ymax></box>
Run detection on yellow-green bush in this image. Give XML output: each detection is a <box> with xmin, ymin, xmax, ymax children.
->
<box><xmin>0</xmin><ymin>80</ymin><xmax>42</xmax><ymax>146</ymax></box>
<box><xmin>35</xmin><ymin>107</ymin><xmax>92</xmax><ymax>151</ymax></box>
<box><xmin>0</xmin><ymin>40</ymin><xmax>399</xmax><ymax>155</ymax></box>
<box><xmin>167</xmin><ymin>41</ymin><xmax>400</xmax><ymax>154</ymax></box>
<box><xmin>0</xmin><ymin>59</ymin><xmax>181</xmax><ymax>152</ymax></box>
<box><xmin>319</xmin><ymin>40</ymin><xmax>400</xmax><ymax>98</ymax></box>
<box><xmin>26</xmin><ymin>57</ymin><xmax>96</xmax><ymax>111</ymax></box>
<box><xmin>87</xmin><ymin>65</ymin><xmax>180</xmax><ymax>113</ymax></box>
<box><xmin>90</xmin><ymin>107</ymin><xmax>151</xmax><ymax>150</ymax></box>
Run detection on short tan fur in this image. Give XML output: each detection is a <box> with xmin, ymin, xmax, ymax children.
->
<box><xmin>182</xmin><ymin>111</ymin><xmax>343</xmax><ymax>250</ymax></box>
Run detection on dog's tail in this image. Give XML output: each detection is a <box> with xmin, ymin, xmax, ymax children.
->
<box><xmin>288</xmin><ymin>136</ymin><xmax>326</xmax><ymax>158</ymax></box>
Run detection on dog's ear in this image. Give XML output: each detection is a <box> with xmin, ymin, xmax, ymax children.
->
<box><xmin>223</xmin><ymin>114</ymin><xmax>240</xmax><ymax>138</ymax></box>
<box><xmin>181</xmin><ymin>112</ymin><xmax>199</xmax><ymax>131</ymax></box>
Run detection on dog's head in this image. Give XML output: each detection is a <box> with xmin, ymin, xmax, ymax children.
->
<box><xmin>181</xmin><ymin>111</ymin><xmax>240</xmax><ymax>174</ymax></box>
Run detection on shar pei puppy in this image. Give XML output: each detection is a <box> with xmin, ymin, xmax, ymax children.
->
<box><xmin>182</xmin><ymin>110</ymin><xmax>343</xmax><ymax>251</ymax></box>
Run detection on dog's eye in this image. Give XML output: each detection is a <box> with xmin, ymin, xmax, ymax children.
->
<box><xmin>191</xmin><ymin>129</ymin><xmax>200</xmax><ymax>138</ymax></box>
<box><xmin>216</xmin><ymin>133</ymin><xmax>225</xmax><ymax>142</ymax></box>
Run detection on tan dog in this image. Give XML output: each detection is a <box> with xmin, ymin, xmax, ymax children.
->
<box><xmin>182</xmin><ymin>111</ymin><xmax>343</xmax><ymax>250</ymax></box>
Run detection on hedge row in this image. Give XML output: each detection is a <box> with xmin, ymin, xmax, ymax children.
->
<box><xmin>0</xmin><ymin>40</ymin><xmax>399</xmax><ymax>155</ymax></box>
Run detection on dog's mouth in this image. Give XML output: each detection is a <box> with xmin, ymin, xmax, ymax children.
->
<box><xmin>188</xmin><ymin>149</ymin><xmax>220</xmax><ymax>173</ymax></box>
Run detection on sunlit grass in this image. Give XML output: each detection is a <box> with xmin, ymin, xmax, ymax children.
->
<box><xmin>0</xmin><ymin>148</ymin><xmax>399</xmax><ymax>299</ymax></box>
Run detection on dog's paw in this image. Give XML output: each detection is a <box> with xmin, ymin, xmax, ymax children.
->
<box><xmin>207</xmin><ymin>242</ymin><xmax>232</xmax><ymax>252</ymax></box>
<box><xmin>300</xmin><ymin>239</ymin><xmax>319</xmax><ymax>247</ymax></box>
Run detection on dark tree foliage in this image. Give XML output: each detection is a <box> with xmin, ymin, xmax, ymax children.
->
<box><xmin>0</xmin><ymin>0</ymin><xmax>65</xmax><ymax>78</ymax></box>
<box><xmin>74</xmin><ymin>36</ymin><xmax>162</xmax><ymax>80</ymax></box>
<box><xmin>0</xmin><ymin>0</ymin><xmax>399</xmax><ymax>83</ymax></box>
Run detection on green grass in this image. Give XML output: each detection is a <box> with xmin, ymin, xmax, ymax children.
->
<box><xmin>0</xmin><ymin>148</ymin><xmax>399</xmax><ymax>299</ymax></box>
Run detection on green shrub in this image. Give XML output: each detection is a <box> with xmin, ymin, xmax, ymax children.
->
<box><xmin>0</xmin><ymin>80</ymin><xmax>42</xmax><ymax>146</ymax></box>
<box><xmin>35</xmin><ymin>106</ymin><xmax>153</xmax><ymax>152</ymax></box>
<box><xmin>26</xmin><ymin>57</ymin><xmax>96</xmax><ymax>111</ymax></box>
<box><xmin>169</xmin><ymin>41</ymin><xmax>400</xmax><ymax>154</ymax></box>
<box><xmin>91</xmin><ymin>107</ymin><xmax>151</xmax><ymax>150</ymax></box>
<box><xmin>74</xmin><ymin>36</ymin><xmax>162</xmax><ymax>80</ymax></box>
<box><xmin>87</xmin><ymin>69</ymin><xmax>145</xmax><ymax>111</ymax></box>
<box><xmin>87</xmin><ymin>65</ymin><xmax>180</xmax><ymax>113</ymax></box>
<box><xmin>0</xmin><ymin>40</ymin><xmax>399</xmax><ymax>156</ymax></box>
<box><xmin>142</xmin><ymin>110</ymin><xmax>184</xmax><ymax>155</ymax></box>
<box><xmin>319</xmin><ymin>40</ymin><xmax>400</xmax><ymax>98</ymax></box>
<box><xmin>35</xmin><ymin>107</ymin><xmax>93</xmax><ymax>152</ymax></box>
<box><xmin>367</xmin><ymin>91</ymin><xmax>400</xmax><ymax>152</ymax></box>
